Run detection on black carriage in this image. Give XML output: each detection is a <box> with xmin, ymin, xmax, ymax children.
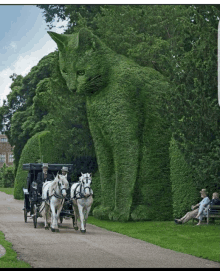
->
<box><xmin>22</xmin><ymin>163</ymin><xmax>74</xmax><ymax>228</ymax></box>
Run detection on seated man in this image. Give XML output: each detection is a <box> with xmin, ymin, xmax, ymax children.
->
<box><xmin>207</xmin><ymin>192</ymin><xmax>220</xmax><ymax>215</ymax></box>
<box><xmin>36</xmin><ymin>163</ymin><xmax>52</xmax><ymax>195</ymax></box>
<box><xmin>174</xmin><ymin>188</ymin><xmax>210</xmax><ymax>226</ymax></box>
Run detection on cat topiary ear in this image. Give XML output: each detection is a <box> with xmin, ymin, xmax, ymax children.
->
<box><xmin>78</xmin><ymin>28</ymin><xmax>97</xmax><ymax>51</ymax></box>
<box><xmin>47</xmin><ymin>31</ymin><xmax>68</xmax><ymax>51</ymax></box>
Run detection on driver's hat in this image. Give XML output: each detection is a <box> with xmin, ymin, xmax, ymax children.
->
<box><xmin>61</xmin><ymin>166</ymin><xmax>69</xmax><ymax>172</ymax></box>
<box><xmin>42</xmin><ymin>163</ymin><xmax>49</xmax><ymax>169</ymax></box>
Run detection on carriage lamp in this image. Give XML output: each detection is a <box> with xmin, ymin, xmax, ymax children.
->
<box><xmin>32</xmin><ymin>181</ymin><xmax>38</xmax><ymax>190</ymax></box>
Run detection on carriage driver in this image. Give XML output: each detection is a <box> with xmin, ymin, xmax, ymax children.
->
<box><xmin>61</xmin><ymin>166</ymin><xmax>73</xmax><ymax>208</ymax></box>
<box><xmin>36</xmin><ymin>163</ymin><xmax>52</xmax><ymax>195</ymax></box>
<box><xmin>61</xmin><ymin>166</ymin><xmax>72</xmax><ymax>184</ymax></box>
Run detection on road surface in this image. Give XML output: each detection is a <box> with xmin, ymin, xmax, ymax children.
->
<box><xmin>0</xmin><ymin>191</ymin><xmax>219</xmax><ymax>268</ymax></box>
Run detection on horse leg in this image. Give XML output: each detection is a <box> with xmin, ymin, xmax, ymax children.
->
<box><xmin>54</xmin><ymin>202</ymin><xmax>63</xmax><ymax>232</ymax></box>
<box><xmin>78</xmin><ymin>203</ymin><xmax>86</xmax><ymax>233</ymax></box>
<box><xmin>44</xmin><ymin>203</ymin><xmax>50</xmax><ymax>230</ymax></box>
<box><xmin>48</xmin><ymin>209</ymin><xmax>51</xmax><ymax>228</ymax></box>
<box><xmin>84</xmin><ymin>205</ymin><xmax>92</xmax><ymax>230</ymax></box>
<box><xmin>72</xmin><ymin>200</ymin><xmax>79</xmax><ymax>230</ymax></box>
<box><xmin>50</xmin><ymin>203</ymin><xmax>56</xmax><ymax>232</ymax></box>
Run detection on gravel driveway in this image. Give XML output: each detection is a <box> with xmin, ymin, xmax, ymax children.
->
<box><xmin>0</xmin><ymin>191</ymin><xmax>219</xmax><ymax>268</ymax></box>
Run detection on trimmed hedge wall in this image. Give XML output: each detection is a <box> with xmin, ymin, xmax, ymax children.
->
<box><xmin>14</xmin><ymin>132</ymin><xmax>41</xmax><ymax>199</ymax></box>
<box><xmin>169</xmin><ymin>135</ymin><xmax>198</xmax><ymax>219</ymax></box>
<box><xmin>13</xmin><ymin>130</ymin><xmax>59</xmax><ymax>199</ymax></box>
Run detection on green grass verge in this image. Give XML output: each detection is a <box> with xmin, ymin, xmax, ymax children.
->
<box><xmin>0</xmin><ymin>231</ymin><xmax>31</xmax><ymax>268</ymax></box>
<box><xmin>0</xmin><ymin>187</ymin><xmax>14</xmax><ymax>195</ymax></box>
<box><xmin>0</xmin><ymin>188</ymin><xmax>31</xmax><ymax>268</ymax></box>
<box><xmin>87</xmin><ymin>216</ymin><xmax>220</xmax><ymax>263</ymax></box>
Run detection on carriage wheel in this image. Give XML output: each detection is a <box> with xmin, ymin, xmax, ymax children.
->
<box><xmin>33</xmin><ymin>204</ymin><xmax>37</xmax><ymax>228</ymax></box>
<box><xmin>24</xmin><ymin>208</ymin><xmax>27</xmax><ymax>223</ymax></box>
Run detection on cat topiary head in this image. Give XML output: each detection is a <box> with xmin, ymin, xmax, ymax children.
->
<box><xmin>48</xmin><ymin>28</ymin><xmax>109</xmax><ymax>94</ymax></box>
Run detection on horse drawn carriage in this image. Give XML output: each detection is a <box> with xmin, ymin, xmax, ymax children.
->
<box><xmin>22</xmin><ymin>163</ymin><xmax>74</xmax><ymax>228</ymax></box>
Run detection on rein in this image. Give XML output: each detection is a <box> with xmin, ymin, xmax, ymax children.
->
<box><xmin>45</xmin><ymin>180</ymin><xmax>68</xmax><ymax>202</ymax></box>
<box><xmin>53</xmin><ymin>188</ymin><xmax>67</xmax><ymax>199</ymax></box>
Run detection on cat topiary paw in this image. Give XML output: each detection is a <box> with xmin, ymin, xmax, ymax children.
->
<box><xmin>130</xmin><ymin>205</ymin><xmax>151</xmax><ymax>221</ymax></box>
<box><xmin>93</xmin><ymin>205</ymin><xmax>112</xmax><ymax>220</ymax></box>
<box><xmin>109</xmin><ymin>208</ymin><xmax>130</xmax><ymax>222</ymax></box>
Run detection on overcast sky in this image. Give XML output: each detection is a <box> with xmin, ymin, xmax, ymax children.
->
<box><xmin>0</xmin><ymin>4</ymin><xmax>69</xmax><ymax>106</ymax></box>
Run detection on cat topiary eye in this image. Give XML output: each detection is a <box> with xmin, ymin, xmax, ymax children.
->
<box><xmin>77</xmin><ymin>70</ymin><xmax>85</xmax><ymax>76</ymax></box>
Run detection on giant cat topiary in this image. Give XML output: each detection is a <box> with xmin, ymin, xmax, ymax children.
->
<box><xmin>48</xmin><ymin>28</ymin><xmax>172</xmax><ymax>222</ymax></box>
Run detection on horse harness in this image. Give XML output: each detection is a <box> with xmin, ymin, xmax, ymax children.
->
<box><xmin>72</xmin><ymin>180</ymin><xmax>93</xmax><ymax>200</ymax></box>
<box><xmin>44</xmin><ymin>183</ymin><xmax>68</xmax><ymax>205</ymax></box>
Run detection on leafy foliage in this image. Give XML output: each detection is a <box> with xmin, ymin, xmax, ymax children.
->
<box><xmin>0</xmin><ymin>164</ymin><xmax>15</xmax><ymax>188</ymax></box>
<box><xmin>169</xmin><ymin>136</ymin><xmax>198</xmax><ymax>218</ymax></box>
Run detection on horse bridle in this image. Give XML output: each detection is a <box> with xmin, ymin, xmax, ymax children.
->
<box><xmin>73</xmin><ymin>176</ymin><xmax>92</xmax><ymax>199</ymax></box>
<box><xmin>81</xmin><ymin>176</ymin><xmax>92</xmax><ymax>196</ymax></box>
<box><xmin>53</xmin><ymin>181</ymin><xmax>68</xmax><ymax>199</ymax></box>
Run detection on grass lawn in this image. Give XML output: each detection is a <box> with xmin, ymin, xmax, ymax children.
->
<box><xmin>87</xmin><ymin>216</ymin><xmax>220</xmax><ymax>263</ymax></box>
<box><xmin>0</xmin><ymin>231</ymin><xmax>31</xmax><ymax>268</ymax></box>
<box><xmin>0</xmin><ymin>187</ymin><xmax>14</xmax><ymax>195</ymax></box>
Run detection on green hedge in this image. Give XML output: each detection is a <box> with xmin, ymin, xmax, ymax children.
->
<box><xmin>131</xmin><ymin>118</ymin><xmax>172</xmax><ymax>221</ymax></box>
<box><xmin>13</xmin><ymin>130</ymin><xmax>60</xmax><ymax>199</ymax></box>
<box><xmin>38</xmin><ymin>130</ymin><xmax>59</xmax><ymax>163</ymax></box>
<box><xmin>14</xmin><ymin>132</ymin><xmax>41</xmax><ymax>199</ymax></box>
<box><xmin>89</xmin><ymin>169</ymin><xmax>101</xmax><ymax>215</ymax></box>
<box><xmin>169</xmin><ymin>135</ymin><xmax>198</xmax><ymax>219</ymax></box>
<box><xmin>0</xmin><ymin>164</ymin><xmax>15</xmax><ymax>188</ymax></box>
<box><xmin>49</xmin><ymin>28</ymin><xmax>173</xmax><ymax>221</ymax></box>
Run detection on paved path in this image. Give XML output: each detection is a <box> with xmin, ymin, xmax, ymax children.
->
<box><xmin>0</xmin><ymin>191</ymin><xmax>219</xmax><ymax>268</ymax></box>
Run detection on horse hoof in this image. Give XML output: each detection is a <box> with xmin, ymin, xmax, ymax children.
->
<box><xmin>80</xmin><ymin>229</ymin><xmax>86</xmax><ymax>233</ymax></box>
<box><xmin>45</xmin><ymin>226</ymin><xmax>49</xmax><ymax>230</ymax></box>
<box><xmin>51</xmin><ymin>228</ymin><xmax>55</xmax><ymax>232</ymax></box>
<box><xmin>74</xmin><ymin>226</ymin><xmax>78</xmax><ymax>231</ymax></box>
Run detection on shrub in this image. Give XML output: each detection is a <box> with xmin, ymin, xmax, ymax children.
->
<box><xmin>14</xmin><ymin>132</ymin><xmax>41</xmax><ymax>199</ymax></box>
<box><xmin>169</xmin><ymin>135</ymin><xmax>197</xmax><ymax>218</ymax></box>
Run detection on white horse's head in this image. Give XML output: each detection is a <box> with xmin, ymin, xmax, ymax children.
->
<box><xmin>57</xmin><ymin>174</ymin><xmax>69</xmax><ymax>197</ymax></box>
<box><xmin>80</xmin><ymin>172</ymin><xmax>92</xmax><ymax>197</ymax></box>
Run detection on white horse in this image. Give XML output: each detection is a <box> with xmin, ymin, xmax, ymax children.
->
<box><xmin>71</xmin><ymin>173</ymin><xmax>93</xmax><ymax>233</ymax></box>
<box><xmin>42</xmin><ymin>174</ymin><xmax>69</xmax><ymax>232</ymax></box>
